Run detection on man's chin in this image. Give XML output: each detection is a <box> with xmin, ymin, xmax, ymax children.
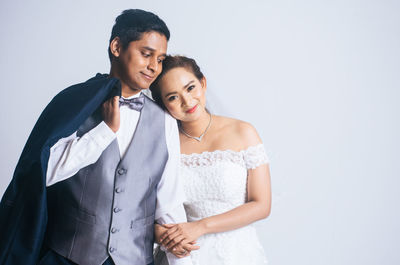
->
<box><xmin>140</xmin><ymin>80</ymin><xmax>154</xmax><ymax>90</ymax></box>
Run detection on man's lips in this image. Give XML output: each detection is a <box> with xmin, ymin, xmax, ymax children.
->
<box><xmin>186</xmin><ymin>104</ymin><xmax>198</xmax><ymax>114</ymax></box>
<box><xmin>141</xmin><ymin>72</ymin><xmax>154</xmax><ymax>81</ymax></box>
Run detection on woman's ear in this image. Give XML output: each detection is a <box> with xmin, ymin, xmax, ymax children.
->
<box><xmin>201</xmin><ymin>76</ymin><xmax>207</xmax><ymax>92</ymax></box>
<box><xmin>109</xmin><ymin>37</ymin><xmax>122</xmax><ymax>58</ymax></box>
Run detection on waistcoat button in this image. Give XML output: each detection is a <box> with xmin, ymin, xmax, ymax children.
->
<box><xmin>109</xmin><ymin>247</ymin><xmax>115</xmax><ymax>253</ymax></box>
<box><xmin>117</xmin><ymin>168</ymin><xmax>126</xmax><ymax>175</ymax></box>
<box><xmin>113</xmin><ymin>207</ymin><xmax>122</xmax><ymax>213</ymax></box>
<box><xmin>115</xmin><ymin>187</ymin><xmax>123</xmax><ymax>193</ymax></box>
<box><xmin>111</xmin><ymin>227</ymin><xmax>118</xmax><ymax>233</ymax></box>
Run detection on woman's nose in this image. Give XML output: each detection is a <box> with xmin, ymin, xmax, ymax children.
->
<box><xmin>181</xmin><ymin>94</ymin><xmax>192</xmax><ymax>107</ymax></box>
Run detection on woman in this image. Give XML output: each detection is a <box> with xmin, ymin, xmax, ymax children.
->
<box><xmin>150</xmin><ymin>56</ymin><xmax>271</xmax><ymax>265</ymax></box>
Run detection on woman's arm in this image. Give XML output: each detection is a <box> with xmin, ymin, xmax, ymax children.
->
<box><xmin>160</xmin><ymin>163</ymin><xmax>271</xmax><ymax>249</ymax></box>
<box><xmin>160</xmin><ymin>121</ymin><xmax>271</xmax><ymax>251</ymax></box>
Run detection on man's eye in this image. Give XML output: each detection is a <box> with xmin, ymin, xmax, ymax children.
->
<box><xmin>142</xmin><ymin>52</ymin><xmax>151</xmax><ymax>57</ymax></box>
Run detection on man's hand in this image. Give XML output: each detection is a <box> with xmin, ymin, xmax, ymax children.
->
<box><xmin>170</xmin><ymin>241</ymin><xmax>199</xmax><ymax>258</ymax></box>
<box><xmin>102</xmin><ymin>96</ymin><xmax>120</xmax><ymax>133</ymax></box>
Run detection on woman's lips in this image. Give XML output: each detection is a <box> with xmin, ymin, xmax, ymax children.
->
<box><xmin>186</xmin><ymin>104</ymin><xmax>198</xmax><ymax>114</ymax></box>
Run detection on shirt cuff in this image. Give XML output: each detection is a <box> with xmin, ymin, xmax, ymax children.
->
<box><xmin>87</xmin><ymin>121</ymin><xmax>116</xmax><ymax>148</ymax></box>
<box><xmin>166</xmin><ymin>252</ymin><xmax>193</xmax><ymax>265</ymax></box>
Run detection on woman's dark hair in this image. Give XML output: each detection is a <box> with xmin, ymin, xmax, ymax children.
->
<box><xmin>108</xmin><ymin>9</ymin><xmax>170</xmax><ymax>61</ymax></box>
<box><xmin>150</xmin><ymin>55</ymin><xmax>204</xmax><ymax>109</ymax></box>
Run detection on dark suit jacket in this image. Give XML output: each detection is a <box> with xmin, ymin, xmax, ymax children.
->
<box><xmin>0</xmin><ymin>74</ymin><xmax>120</xmax><ymax>265</ymax></box>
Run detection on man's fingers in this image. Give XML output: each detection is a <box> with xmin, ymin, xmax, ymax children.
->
<box><xmin>113</xmin><ymin>96</ymin><xmax>120</xmax><ymax>107</ymax></box>
<box><xmin>184</xmin><ymin>244</ymin><xmax>200</xmax><ymax>251</ymax></box>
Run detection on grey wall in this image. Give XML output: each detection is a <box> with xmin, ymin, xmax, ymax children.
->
<box><xmin>1</xmin><ymin>0</ymin><xmax>399</xmax><ymax>264</ymax></box>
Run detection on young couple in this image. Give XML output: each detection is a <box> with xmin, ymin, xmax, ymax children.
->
<box><xmin>0</xmin><ymin>9</ymin><xmax>271</xmax><ymax>265</ymax></box>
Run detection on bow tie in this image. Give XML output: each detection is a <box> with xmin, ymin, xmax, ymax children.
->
<box><xmin>119</xmin><ymin>95</ymin><xmax>145</xmax><ymax>111</ymax></box>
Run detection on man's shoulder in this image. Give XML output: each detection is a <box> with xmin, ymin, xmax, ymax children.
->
<box><xmin>58</xmin><ymin>73</ymin><xmax>112</xmax><ymax>95</ymax></box>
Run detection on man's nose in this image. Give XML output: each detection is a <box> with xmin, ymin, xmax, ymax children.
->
<box><xmin>147</xmin><ymin>57</ymin><xmax>158</xmax><ymax>73</ymax></box>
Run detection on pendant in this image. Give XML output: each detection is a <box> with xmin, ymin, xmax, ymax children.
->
<box><xmin>179</xmin><ymin>112</ymin><xmax>212</xmax><ymax>142</ymax></box>
<box><xmin>193</xmin><ymin>135</ymin><xmax>203</xmax><ymax>142</ymax></box>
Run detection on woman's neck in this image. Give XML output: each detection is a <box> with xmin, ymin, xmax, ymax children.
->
<box><xmin>180</xmin><ymin>109</ymin><xmax>211</xmax><ymax>137</ymax></box>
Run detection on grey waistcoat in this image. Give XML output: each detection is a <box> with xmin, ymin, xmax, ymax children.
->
<box><xmin>46</xmin><ymin>96</ymin><xmax>168</xmax><ymax>265</ymax></box>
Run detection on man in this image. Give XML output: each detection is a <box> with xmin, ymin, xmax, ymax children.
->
<box><xmin>0</xmin><ymin>9</ymin><xmax>195</xmax><ymax>265</ymax></box>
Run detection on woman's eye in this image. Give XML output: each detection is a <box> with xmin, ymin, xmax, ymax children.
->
<box><xmin>168</xmin><ymin>95</ymin><xmax>177</xmax><ymax>102</ymax></box>
<box><xmin>187</xmin><ymin>85</ymin><xmax>195</xmax><ymax>92</ymax></box>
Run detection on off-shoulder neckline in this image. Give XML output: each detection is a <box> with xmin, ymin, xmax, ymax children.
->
<box><xmin>180</xmin><ymin>143</ymin><xmax>264</xmax><ymax>157</ymax></box>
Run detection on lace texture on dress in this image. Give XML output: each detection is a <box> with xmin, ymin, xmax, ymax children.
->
<box><xmin>181</xmin><ymin>143</ymin><xmax>269</xmax><ymax>169</ymax></box>
<box><xmin>242</xmin><ymin>144</ymin><xmax>270</xmax><ymax>169</ymax></box>
<box><xmin>172</xmin><ymin>143</ymin><xmax>269</xmax><ymax>264</ymax></box>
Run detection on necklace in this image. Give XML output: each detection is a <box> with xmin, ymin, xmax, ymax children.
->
<box><xmin>179</xmin><ymin>112</ymin><xmax>212</xmax><ymax>142</ymax></box>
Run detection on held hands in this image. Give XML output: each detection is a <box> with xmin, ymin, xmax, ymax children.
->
<box><xmin>102</xmin><ymin>96</ymin><xmax>120</xmax><ymax>133</ymax></box>
<box><xmin>155</xmin><ymin>224</ymin><xmax>198</xmax><ymax>258</ymax></box>
<box><xmin>156</xmin><ymin>222</ymin><xmax>205</xmax><ymax>258</ymax></box>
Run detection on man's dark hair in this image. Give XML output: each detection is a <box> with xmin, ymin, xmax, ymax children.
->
<box><xmin>108</xmin><ymin>9</ymin><xmax>170</xmax><ymax>61</ymax></box>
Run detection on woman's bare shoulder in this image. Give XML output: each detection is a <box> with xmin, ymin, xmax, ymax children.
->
<box><xmin>213</xmin><ymin>115</ymin><xmax>262</xmax><ymax>150</ymax></box>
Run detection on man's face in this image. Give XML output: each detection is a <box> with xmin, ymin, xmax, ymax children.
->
<box><xmin>112</xmin><ymin>31</ymin><xmax>167</xmax><ymax>96</ymax></box>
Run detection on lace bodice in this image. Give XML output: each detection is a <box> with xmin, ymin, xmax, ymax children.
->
<box><xmin>181</xmin><ymin>144</ymin><xmax>269</xmax><ymax>169</ymax></box>
<box><xmin>179</xmin><ymin>144</ymin><xmax>269</xmax><ymax>264</ymax></box>
<box><xmin>154</xmin><ymin>144</ymin><xmax>269</xmax><ymax>265</ymax></box>
<box><xmin>181</xmin><ymin>144</ymin><xmax>269</xmax><ymax>221</ymax></box>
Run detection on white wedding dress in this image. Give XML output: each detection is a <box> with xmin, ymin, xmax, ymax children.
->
<box><xmin>154</xmin><ymin>144</ymin><xmax>269</xmax><ymax>265</ymax></box>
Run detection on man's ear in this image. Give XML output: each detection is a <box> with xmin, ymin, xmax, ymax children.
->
<box><xmin>109</xmin><ymin>37</ymin><xmax>122</xmax><ymax>58</ymax></box>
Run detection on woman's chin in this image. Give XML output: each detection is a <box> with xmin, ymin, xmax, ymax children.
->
<box><xmin>178</xmin><ymin>113</ymin><xmax>200</xmax><ymax>123</ymax></box>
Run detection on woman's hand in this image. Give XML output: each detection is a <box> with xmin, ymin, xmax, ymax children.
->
<box><xmin>155</xmin><ymin>223</ymin><xmax>200</xmax><ymax>258</ymax></box>
<box><xmin>160</xmin><ymin>221</ymin><xmax>205</xmax><ymax>251</ymax></box>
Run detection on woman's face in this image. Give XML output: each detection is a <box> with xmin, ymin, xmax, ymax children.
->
<box><xmin>158</xmin><ymin>67</ymin><xmax>206</xmax><ymax>122</ymax></box>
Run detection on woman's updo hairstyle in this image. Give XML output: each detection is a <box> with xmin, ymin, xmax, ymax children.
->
<box><xmin>150</xmin><ymin>55</ymin><xmax>204</xmax><ymax>109</ymax></box>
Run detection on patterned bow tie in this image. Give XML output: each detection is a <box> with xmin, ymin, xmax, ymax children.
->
<box><xmin>119</xmin><ymin>95</ymin><xmax>145</xmax><ymax>111</ymax></box>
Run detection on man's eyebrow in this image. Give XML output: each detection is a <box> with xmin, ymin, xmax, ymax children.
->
<box><xmin>142</xmin><ymin>46</ymin><xmax>166</xmax><ymax>58</ymax></box>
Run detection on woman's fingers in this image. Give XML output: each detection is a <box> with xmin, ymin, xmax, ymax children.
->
<box><xmin>161</xmin><ymin>229</ymin><xmax>183</xmax><ymax>246</ymax></box>
<box><xmin>166</xmin><ymin>235</ymin><xmax>185</xmax><ymax>250</ymax></box>
<box><xmin>160</xmin><ymin>225</ymin><xmax>184</xmax><ymax>245</ymax></box>
<box><xmin>160</xmin><ymin>226</ymin><xmax>177</xmax><ymax>244</ymax></box>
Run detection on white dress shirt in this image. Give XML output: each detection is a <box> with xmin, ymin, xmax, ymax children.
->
<box><xmin>46</xmin><ymin>92</ymin><xmax>192</xmax><ymax>265</ymax></box>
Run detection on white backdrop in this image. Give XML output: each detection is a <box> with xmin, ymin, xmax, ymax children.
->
<box><xmin>1</xmin><ymin>1</ymin><xmax>399</xmax><ymax>264</ymax></box>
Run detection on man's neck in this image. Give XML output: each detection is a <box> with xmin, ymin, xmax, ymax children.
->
<box><xmin>109</xmin><ymin>68</ymin><xmax>142</xmax><ymax>98</ymax></box>
<box><xmin>121</xmin><ymin>85</ymin><xmax>142</xmax><ymax>98</ymax></box>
